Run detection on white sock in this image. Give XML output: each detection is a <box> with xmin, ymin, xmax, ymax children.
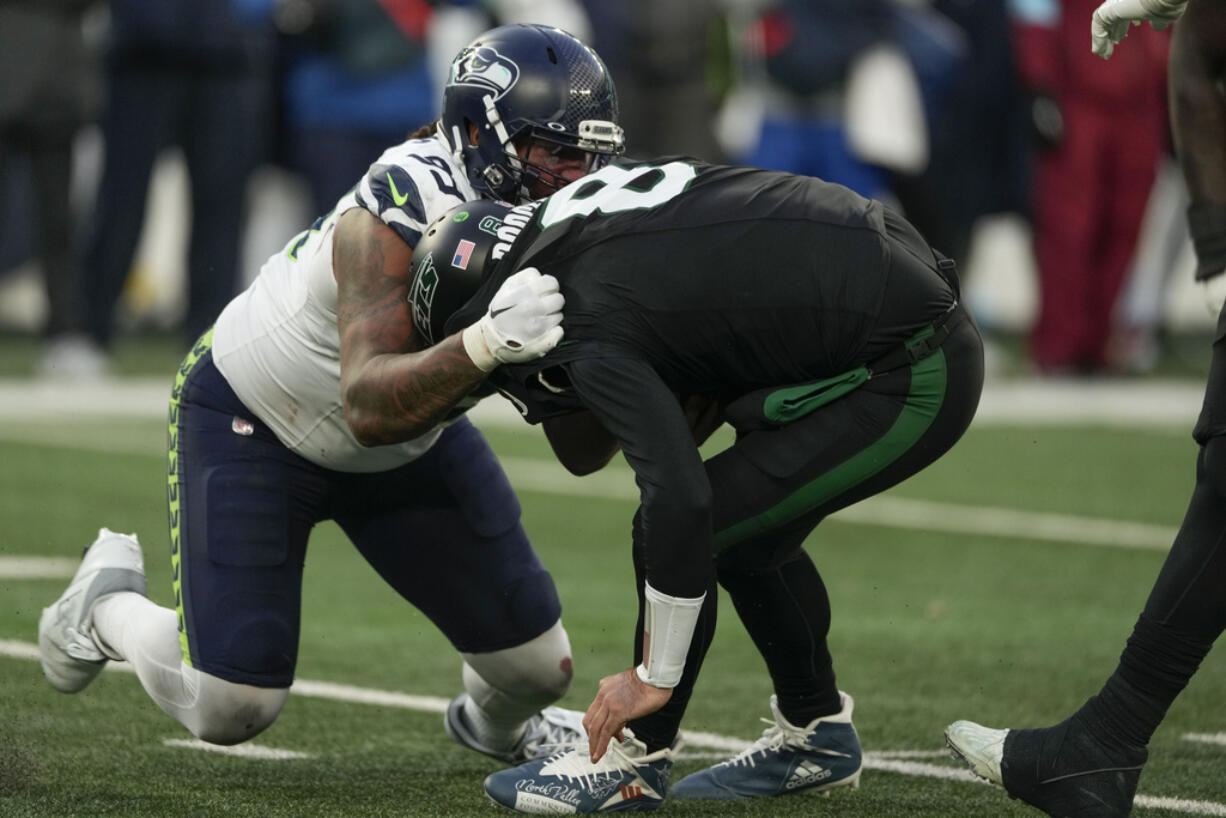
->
<box><xmin>92</xmin><ymin>592</ymin><xmax>287</xmax><ymax>744</ymax></box>
<box><xmin>92</xmin><ymin>593</ymin><xmax>198</xmax><ymax>712</ymax></box>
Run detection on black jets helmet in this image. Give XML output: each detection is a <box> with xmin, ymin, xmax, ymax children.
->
<box><xmin>407</xmin><ymin>199</ymin><xmax>537</xmax><ymax>346</ymax></box>
<box><xmin>440</xmin><ymin>24</ymin><xmax>624</xmax><ymax>203</ymax></box>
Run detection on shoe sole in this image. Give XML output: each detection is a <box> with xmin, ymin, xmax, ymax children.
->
<box><xmin>672</xmin><ymin>766</ymin><xmax>862</xmax><ymax>801</ymax></box>
<box><xmin>807</xmin><ymin>769</ymin><xmax>862</xmax><ymax>796</ymax></box>
<box><xmin>37</xmin><ymin>605</ymin><xmax>106</xmax><ymax>693</ymax></box>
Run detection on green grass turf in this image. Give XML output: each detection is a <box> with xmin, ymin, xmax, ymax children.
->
<box><xmin>2</xmin><ymin>411</ymin><xmax>1224</xmax><ymax>817</ymax></box>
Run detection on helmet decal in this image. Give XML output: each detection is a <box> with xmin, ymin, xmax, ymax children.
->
<box><xmin>408</xmin><ymin>253</ymin><xmax>439</xmax><ymax>344</ymax></box>
<box><xmin>451</xmin><ymin>240</ymin><xmax>476</xmax><ymax>270</ymax></box>
<box><xmin>449</xmin><ymin>46</ymin><xmax>520</xmax><ymax>100</ymax></box>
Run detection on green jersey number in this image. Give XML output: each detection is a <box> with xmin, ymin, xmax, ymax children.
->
<box><xmin>538</xmin><ymin>161</ymin><xmax>698</xmax><ymax>228</ymax></box>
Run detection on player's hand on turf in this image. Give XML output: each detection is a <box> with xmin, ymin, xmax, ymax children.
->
<box><xmin>1202</xmin><ymin>270</ymin><xmax>1226</xmax><ymax>317</ymax></box>
<box><xmin>463</xmin><ymin>267</ymin><xmax>564</xmax><ymax>371</ymax></box>
<box><xmin>1091</xmin><ymin>0</ymin><xmax>1187</xmax><ymax>59</ymax></box>
<box><xmin>582</xmin><ymin>668</ymin><xmax>672</xmax><ymax>763</ymax></box>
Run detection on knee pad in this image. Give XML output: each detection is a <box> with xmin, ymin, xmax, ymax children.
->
<box><xmin>183</xmin><ymin>666</ymin><xmax>289</xmax><ymax>745</ymax></box>
<box><xmin>461</xmin><ymin>619</ymin><xmax>573</xmax><ymax>724</ymax></box>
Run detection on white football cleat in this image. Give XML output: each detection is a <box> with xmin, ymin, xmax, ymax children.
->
<box><xmin>944</xmin><ymin>720</ymin><xmax>1007</xmax><ymax>785</ymax></box>
<box><xmin>38</xmin><ymin>528</ymin><xmax>146</xmax><ymax>693</ymax></box>
<box><xmin>445</xmin><ymin>692</ymin><xmax>587</xmax><ymax>764</ymax></box>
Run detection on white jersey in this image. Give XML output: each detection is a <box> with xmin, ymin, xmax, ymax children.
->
<box><xmin>213</xmin><ymin>132</ymin><xmax>478</xmax><ymax>472</ymax></box>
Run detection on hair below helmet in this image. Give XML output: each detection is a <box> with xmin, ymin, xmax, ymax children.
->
<box><xmin>441</xmin><ymin>24</ymin><xmax>624</xmax><ymax>202</ymax></box>
<box><xmin>407</xmin><ymin>200</ymin><xmax>523</xmax><ymax>347</ymax></box>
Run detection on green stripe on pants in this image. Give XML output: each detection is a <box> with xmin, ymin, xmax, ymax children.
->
<box><xmin>713</xmin><ymin>348</ymin><xmax>948</xmax><ymax>552</ymax></box>
<box><xmin>167</xmin><ymin>328</ymin><xmax>213</xmax><ymax>666</ymax></box>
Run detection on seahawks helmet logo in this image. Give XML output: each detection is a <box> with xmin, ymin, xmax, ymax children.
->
<box><xmin>449</xmin><ymin>46</ymin><xmax>520</xmax><ymax>99</ymax></box>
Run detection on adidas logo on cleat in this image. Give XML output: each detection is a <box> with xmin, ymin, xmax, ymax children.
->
<box><xmin>785</xmin><ymin>760</ymin><xmax>833</xmax><ymax>790</ymax></box>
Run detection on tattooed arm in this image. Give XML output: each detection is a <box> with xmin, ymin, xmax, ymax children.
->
<box><xmin>335</xmin><ymin>207</ymin><xmax>488</xmax><ymax>446</ymax></box>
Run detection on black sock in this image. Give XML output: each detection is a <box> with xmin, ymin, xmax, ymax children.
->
<box><xmin>1078</xmin><ymin>614</ymin><xmax>1211</xmax><ymax>748</ymax></box>
<box><xmin>717</xmin><ymin>552</ymin><xmax>842</xmax><ymax>726</ymax></box>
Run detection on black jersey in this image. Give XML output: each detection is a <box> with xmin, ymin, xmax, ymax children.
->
<box><xmin>451</xmin><ymin>159</ymin><xmax>960</xmax><ymax>598</ymax></box>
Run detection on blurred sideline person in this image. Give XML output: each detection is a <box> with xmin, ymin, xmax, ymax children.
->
<box><xmin>0</xmin><ymin>0</ymin><xmax>102</xmax><ymax>378</ymax></box>
<box><xmin>37</xmin><ymin>24</ymin><xmax>625</xmax><ymax>766</ymax></box>
<box><xmin>946</xmin><ymin>2</ymin><xmax>1226</xmax><ymax>816</ymax></box>
<box><xmin>406</xmin><ymin>158</ymin><xmax>985</xmax><ymax>812</ymax></box>
<box><xmin>1013</xmin><ymin>0</ymin><xmax>1169</xmax><ymax>375</ymax></box>
<box><xmin>79</xmin><ymin>0</ymin><xmax>276</xmax><ymax>365</ymax></box>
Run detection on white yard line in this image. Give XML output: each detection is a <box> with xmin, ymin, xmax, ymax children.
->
<box><xmin>0</xmin><ymin>557</ymin><xmax>78</xmax><ymax>579</ymax></box>
<box><xmin>0</xmin><ymin>426</ymin><xmax>1181</xmax><ymax>552</ymax></box>
<box><xmin>0</xmin><ymin>376</ymin><xmax>1207</xmax><ymax>427</ymax></box>
<box><xmin>1185</xmin><ymin>733</ymin><xmax>1226</xmax><ymax>747</ymax></box>
<box><xmin>1</xmin><ymin>638</ymin><xmax>1222</xmax><ymax>815</ymax></box>
<box><xmin>496</xmin><ymin>459</ymin><xmax>1180</xmax><ymax>551</ymax></box>
<box><xmin>162</xmin><ymin>738</ymin><xmax>312</xmax><ymax>760</ymax></box>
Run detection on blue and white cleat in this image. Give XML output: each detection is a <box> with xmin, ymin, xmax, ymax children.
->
<box><xmin>445</xmin><ymin>692</ymin><xmax>587</xmax><ymax>765</ymax></box>
<box><xmin>38</xmin><ymin>528</ymin><xmax>146</xmax><ymax>693</ymax></box>
<box><xmin>484</xmin><ymin>730</ymin><xmax>673</xmax><ymax>813</ymax></box>
<box><xmin>670</xmin><ymin>693</ymin><xmax>862</xmax><ymax>800</ymax></box>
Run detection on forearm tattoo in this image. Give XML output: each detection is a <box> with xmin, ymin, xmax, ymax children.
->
<box><xmin>336</xmin><ymin>212</ymin><xmax>485</xmax><ymax>444</ymax></box>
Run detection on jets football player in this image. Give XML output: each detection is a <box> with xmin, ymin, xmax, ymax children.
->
<box><xmin>403</xmin><ymin>160</ymin><xmax>985</xmax><ymax>812</ymax></box>
<box><xmin>37</xmin><ymin>23</ymin><xmax>623</xmax><ymax>766</ymax></box>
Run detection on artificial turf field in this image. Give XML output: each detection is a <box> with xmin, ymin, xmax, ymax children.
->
<box><xmin>1</xmin><ymin>379</ymin><xmax>1224</xmax><ymax>817</ymax></box>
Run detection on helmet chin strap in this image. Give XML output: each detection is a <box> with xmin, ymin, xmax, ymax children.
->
<box><xmin>447</xmin><ymin>123</ymin><xmax>466</xmax><ymax>164</ymax></box>
<box><xmin>476</xmin><ymin>93</ymin><xmax>522</xmax><ymax>198</ymax></box>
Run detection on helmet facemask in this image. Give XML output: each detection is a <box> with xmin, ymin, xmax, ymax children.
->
<box><xmin>510</xmin><ymin>123</ymin><xmax>624</xmax><ymax>201</ymax></box>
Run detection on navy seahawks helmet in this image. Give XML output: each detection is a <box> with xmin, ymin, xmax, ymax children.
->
<box><xmin>440</xmin><ymin>24</ymin><xmax>624</xmax><ymax>203</ymax></box>
<box><xmin>407</xmin><ymin>199</ymin><xmax>524</xmax><ymax>346</ymax></box>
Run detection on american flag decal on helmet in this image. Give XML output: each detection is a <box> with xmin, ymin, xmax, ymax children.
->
<box><xmin>452</xmin><ymin>239</ymin><xmax>476</xmax><ymax>269</ymax></box>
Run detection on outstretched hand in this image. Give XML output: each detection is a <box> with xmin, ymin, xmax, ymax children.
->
<box><xmin>582</xmin><ymin>668</ymin><xmax>673</xmax><ymax>762</ymax></box>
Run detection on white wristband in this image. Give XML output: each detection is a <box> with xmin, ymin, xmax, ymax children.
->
<box><xmin>635</xmin><ymin>582</ymin><xmax>706</xmax><ymax>688</ymax></box>
<box><xmin>461</xmin><ymin>322</ymin><xmax>498</xmax><ymax>372</ymax></box>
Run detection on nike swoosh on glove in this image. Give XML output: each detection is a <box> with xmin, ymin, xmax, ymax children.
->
<box><xmin>462</xmin><ymin>267</ymin><xmax>565</xmax><ymax>371</ymax></box>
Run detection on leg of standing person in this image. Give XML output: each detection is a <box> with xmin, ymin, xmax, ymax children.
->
<box><xmin>82</xmin><ymin>60</ymin><xmax>174</xmax><ymax>352</ymax></box>
<box><xmin>1030</xmin><ymin>102</ymin><xmax>1105</xmax><ymax>373</ymax></box>
<box><xmin>181</xmin><ymin>69</ymin><xmax>268</xmax><ymax>344</ymax></box>
<box><xmin>947</xmin><ymin>304</ymin><xmax>1226</xmax><ymax>817</ymax></box>
<box><xmin>22</xmin><ymin>122</ymin><xmax>106</xmax><ymax>378</ymax></box>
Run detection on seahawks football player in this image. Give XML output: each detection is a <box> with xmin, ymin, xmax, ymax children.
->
<box><xmin>37</xmin><ymin>23</ymin><xmax>623</xmax><ymax>766</ymax></box>
<box><xmin>406</xmin><ymin>159</ymin><xmax>985</xmax><ymax>812</ymax></box>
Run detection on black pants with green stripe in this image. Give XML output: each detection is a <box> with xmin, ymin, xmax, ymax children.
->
<box><xmin>630</xmin><ymin>304</ymin><xmax>984</xmax><ymax>748</ymax></box>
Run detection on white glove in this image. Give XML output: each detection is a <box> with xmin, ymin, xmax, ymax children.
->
<box><xmin>462</xmin><ymin>267</ymin><xmax>564</xmax><ymax>372</ymax></box>
<box><xmin>1091</xmin><ymin>0</ymin><xmax>1188</xmax><ymax>59</ymax></box>
<box><xmin>1202</xmin><ymin>270</ymin><xmax>1226</xmax><ymax>318</ymax></box>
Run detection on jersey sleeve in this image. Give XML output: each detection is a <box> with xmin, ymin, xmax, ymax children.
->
<box><xmin>565</xmin><ymin>355</ymin><xmax>714</xmax><ymax>600</ymax></box>
<box><xmin>354</xmin><ymin>150</ymin><xmax>470</xmax><ymax>249</ymax></box>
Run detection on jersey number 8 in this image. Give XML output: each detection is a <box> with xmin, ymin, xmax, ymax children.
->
<box><xmin>538</xmin><ymin>161</ymin><xmax>698</xmax><ymax>228</ymax></box>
